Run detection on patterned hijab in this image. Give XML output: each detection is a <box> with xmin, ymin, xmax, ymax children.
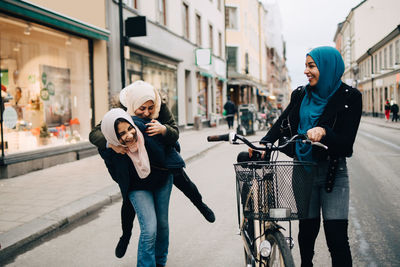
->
<box><xmin>101</xmin><ymin>108</ymin><xmax>151</xmax><ymax>178</ymax></box>
<box><xmin>295</xmin><ymin>46</ymin><xmax>345</xmax><ymax>162</ymax></box>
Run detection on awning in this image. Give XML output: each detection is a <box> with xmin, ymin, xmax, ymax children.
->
<box><xmin>0</xmin><ymin>0</ymin><xmax>110</xmax><ymax>40</ymax></box>
<box><xmin>200</xmin><ymin>71</ymin><xmax>213</xmax><ymax>78</ymax></box>
<box><xmin>218</xmin><ymin>77</ymin><xmax>227</xmax><ymax>82</ymax></box>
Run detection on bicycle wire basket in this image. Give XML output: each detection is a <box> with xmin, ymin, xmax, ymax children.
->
<box><xmin>234</xmin><ymin>161</ymin><xmax>316</xmax><ymax>221</ymax></box>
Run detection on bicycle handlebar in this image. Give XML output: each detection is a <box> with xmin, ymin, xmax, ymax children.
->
<box><xmin>206</xmin><ymin>132</ymin><xmax>328</xmax><ymax>151</ymax></box>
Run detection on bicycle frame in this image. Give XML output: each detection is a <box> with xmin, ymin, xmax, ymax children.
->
<box><xmin>207</xmin><ymin>132</ymin><xmax>327</xmax><ymax>267</ymax></box>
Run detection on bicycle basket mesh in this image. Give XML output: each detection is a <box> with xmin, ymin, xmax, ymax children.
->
<box><xmin>234</xmin><ymin>161</ymin><xmax>316</xmax><ymax>221</ymax></box>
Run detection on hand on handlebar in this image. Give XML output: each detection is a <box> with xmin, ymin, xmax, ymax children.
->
<box><xmin>306</xmin><ymin>127</ymin><xmax>326</xmax><ymax>142</ymax></box>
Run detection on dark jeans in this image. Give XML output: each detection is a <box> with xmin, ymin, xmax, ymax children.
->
<box><xmin>392</xmin><ymin>112</ymin><xmax>399</xmax><ymax>122</ymax></box>
<box><xmin>120</xmin><ymin>168</ymin><xmax>204</xmax><ymax>237</ymax></box>
<box><xmin>226</xmin><ymin>115</ymin><xmax>234</xmax><ymax>129</ymax></box>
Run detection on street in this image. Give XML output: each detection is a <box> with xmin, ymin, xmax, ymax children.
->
<box><xmin>4</xmin><ymin>121</ymin><xmax>400</xmax><ymax>266</ymax></box>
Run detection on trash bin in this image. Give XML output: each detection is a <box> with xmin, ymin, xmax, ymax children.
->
<box><xmin>237</xmin><ymin>104</ymin><xmax>256</xmax><ymax>135</ymax></box>
<box><xmin>209</xmin><ymin>113</ymin><xmax>217</xmax><ymax>127</ymax></box>
<box><xmin>194</xmin><ymin>115</ymin><xmax>202</xmax><ymax>130</ymax></box>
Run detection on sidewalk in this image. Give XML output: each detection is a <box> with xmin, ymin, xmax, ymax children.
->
<box><xmin>361</xmin><ymin>115</ymin><xmax>400</xmax><ymax>130</ymax></box>
<box><xmin>0</xmin><ymin>123</ymin><xmax>231</xmax><ymax>262</ymax></box>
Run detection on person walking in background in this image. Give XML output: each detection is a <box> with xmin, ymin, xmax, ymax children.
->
<box><xmin>384</xmin><ymin>99</ymin><xmax>391</xmax><ymax>122</ymax></box>
<box><xmin>224</xmin><ymin>96</ymin><xmax>236</xmax><ymax>129</ymax></box>
<box><xmin>260</xmin><ymin>46</ymin><xmax>361</xmax><ymax>267</ymax></box>
<box><xmin>391</xmin><ymin>101</ymin><xmax>399</xmax><ymax>122</ymax></box>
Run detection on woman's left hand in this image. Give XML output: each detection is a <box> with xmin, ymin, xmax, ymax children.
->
<box><xmin>145</xmin><ymin>119</ymin><xmax>167</xmax><ymax>136</ymax></box>
<box><xmin>307</xmin><ymin>126</ymin><xmax>326</xmax><ymax>142</ymax></box>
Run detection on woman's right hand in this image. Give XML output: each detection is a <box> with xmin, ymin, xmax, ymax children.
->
<box><xmin>109</xmin><ymin>143</ymin><xmax>129</xmax><ymax>154</ymax></box>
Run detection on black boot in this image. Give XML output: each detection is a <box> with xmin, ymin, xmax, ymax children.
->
<box><xmin>195</xmin><ymin>202</ymin><xmax>215</xmax><ymax>223</ymax></box>
<box><xmin>173</xmin><ymin>168</ymin><xmax>216</xmax><ymax>223</ymax></box>
<box><xmin>115</xmin><ymin>234</ymin><xmax>130</xmax><ymax>258</ymax></box>
<box><xmin>298</xmin><ymin>218</ymin><xmax>321</xmax><ymax>267</ymax></box>
<box><xmin>324</xmin><ymin>220</ymin><xmax>352</xmax><ymax>267</ymax></box>
<box><xmin>115</xmin><ymin>200</ymin><xmax>135</xmax><ymax>258</ymax></box>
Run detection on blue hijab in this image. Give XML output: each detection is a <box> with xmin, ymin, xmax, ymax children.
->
<box><xmin>295</xmin><ymin>46</ymin><xmax>345</xmax><ymax>162</ymax></box>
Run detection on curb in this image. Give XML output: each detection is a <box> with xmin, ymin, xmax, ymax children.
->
<box><xmin>0</xmin><ymin>141</ymin><xmax>222</xmax><ymax>263</ymax></box>
<box><xmin>362</xmin><ymin>119</ymin><xmax>400</xmax><ymax>130</ymax></box>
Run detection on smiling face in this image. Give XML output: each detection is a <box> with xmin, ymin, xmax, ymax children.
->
<box><xmin>117</xmin><ymin>121</ymin><xmax>137</xmax><ymax>146</ymax></box>
<box><xmin>304</xmin><ymin>55</ymin><xmax>320</xmax><ymax>87</ymax></box>
<box><xmin>134</xmin><ymin>100</ymin><xmax>155</xmax><ymax>119</ymax></box>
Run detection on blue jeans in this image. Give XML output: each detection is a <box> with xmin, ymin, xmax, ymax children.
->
<box><xmin>128</xmin><ymin>174</ymin><xmax>173</xmax><ymax>267</ymax></box>
<box><xmin>307</xmin><ymin>158</ymin><xmax>350</xmax><ymax>220</ymax></box>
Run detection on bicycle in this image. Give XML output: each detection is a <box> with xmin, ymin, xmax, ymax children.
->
<box><xmin>207</xmin><ymin>133</ymin><xmax>327</xmax><ymax>267</ymax></box>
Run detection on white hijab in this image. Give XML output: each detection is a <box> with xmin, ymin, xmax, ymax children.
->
<box><xmin>101</xmin><ymin>108</ymin><xmax>151</xmax><ymax>179</ymax></box>
<box><xmin>119</xmin><ymin>80</ymin><xmax>161</xmax><ymax>119</ymax></box>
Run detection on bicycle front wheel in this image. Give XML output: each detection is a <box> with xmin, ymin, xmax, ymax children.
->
<box><xmin>266</xmin><ymin>230</ymin><xmax>295</xmax><ymax>267</ymax></box>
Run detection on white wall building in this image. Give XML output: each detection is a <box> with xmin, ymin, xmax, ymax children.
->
<box><xmin>107</xmin><ymin>0</ymin><xmax>226</xmax><ymax>127</ymax></box>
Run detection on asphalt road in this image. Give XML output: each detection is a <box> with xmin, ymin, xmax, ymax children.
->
<box><xmin>4</xmin><ymin>122</ymin><xmax>400</xmax><ymax>266</ymax></box>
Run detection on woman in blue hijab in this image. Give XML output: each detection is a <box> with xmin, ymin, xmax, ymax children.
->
<box><xmin>261</xmin><ymin>46</ymin><xmax>362</xmax><ymax>267</ymax></box>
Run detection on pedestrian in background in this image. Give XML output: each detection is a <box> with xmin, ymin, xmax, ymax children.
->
<box><xmin>260</xmin><ymin>46</ymin><xmax>362</xmax><ymax>267</ymax></box>
<box><xmin>384</xmin><ymin>99</ymin><xmax>391</xmax><ymax>122</ymax></box>
<box><xmin>224</xmin><ymin>96</ymin><xmax>236</xmax><ymax>129</ymax></box>
<box><xmin>391</xmin><ymin>101</ymin><xmax>399</xmax><ymax>122</ymax></box>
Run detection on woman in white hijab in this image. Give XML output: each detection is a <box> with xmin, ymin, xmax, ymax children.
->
<box><xmin>100</xmin><ymin>108</ymin><xmax>173</xmax><ymax>267</ymax></box>
<box><xmin>89</xmin><ymin>81</ymin><xmax>215</xmax><ymax>261</ymax></box>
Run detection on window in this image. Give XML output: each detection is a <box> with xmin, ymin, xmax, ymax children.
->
<box><xmin>218</xmin><ymin>0</ymin><xmax>222</xmax><ymax>11</ymax></box>
<box><xmin>218</xmin><ymin>32</ymin><xmax>222</xmax><ymax>57</ymax></box>
<box><xmin>0</xmin><ymin>14</ymin><xmax>91</xmax><ymax>154</ymax></box>
<box><xmin>157</xmin><ymin>0</ymin><xmax>167</xmax><ymax>26</ymax></box>
<box><xmin>374</xmin><ymin>54</ymin><xmax>377</xmax><ymax>73</ymax></box>
<box><xmin>225</xmin><ymin>6</ymin><xmax>238</xmax><ymax>30</ymax></box>
<box><xmin>227</xmin><ymin>46</ymin><xmax>238</xmax><ymax>72</ymax></box>
<box><xmin>195</xmin><ymin>14</ymin><xmax>201</xmax><ymax>46</ymax></box>
<box><xmin>389</xmin><ymin>44</ymin><xmax>393</xmax><ymax>67</ymax></box>
<box><xmin>209</xmin><ymin>24</ymin><xmax>213</xmax><ymax>53</ymax></box>
<box><xmin>182</xmin><ymin>2</ymin><xmax>189</xmax><ymax>39</ymax></box>
<box><xmin>395</xmin><ymin>40</ymin><xmax>400</xmax><ymax>64</ymax></box>
<box><xmin>384</xmin><ymin>47</ymin><xmax>387</xmax><ymax>69</ymax></box>
<box><xmin>123</xmin><ymin>0</ymin><xmax>138</xmax><ymax>9</ymax></box>
<box><xmin>379</xmin><ymin>51</ymin><xmax>382</xmax><ymax>71</ymax></box>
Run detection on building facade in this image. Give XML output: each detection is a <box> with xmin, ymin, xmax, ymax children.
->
<box><xmin>106</xmin><ymin>0</ymin><xmax>226</xmax><ymax>128</ymax></box>
<box><xmin>0</xmin><ymin>0</ymin><xmax>109</xmax><ymax>177</ymax></box>
<box><xmin>334</xmin><ymin>0</ymin><xmax>400</xmax><ymax>116</ymax></box>
<box><xmin>357</xmin><ymin>26</ymin><xmax>400</xmax><ymax>116</ymax></box>
<box><xmin>225</xmin><ymin>0</ymin><xmax>290</xmax><ymax>113</ymax></box>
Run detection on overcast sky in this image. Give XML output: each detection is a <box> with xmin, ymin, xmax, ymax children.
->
<box><xmin>277</xmin><ymin>0</ymin><xmax>363</xmax><ymax>88</ymax></box>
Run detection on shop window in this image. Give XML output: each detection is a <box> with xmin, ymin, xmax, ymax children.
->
<box><xmin>0</xmin><ymin>14</ymin><xmax>91</xmax><ymax>154</ymax></box>
<box><xmin>197</xmin><ymin>75</ymin><xmax>208</xmax><ymax>118</ymax></box>
<box><xmin>127</xmin><ymin>54</ymin><xmax>178</xmax><ymax>121</ymax></box>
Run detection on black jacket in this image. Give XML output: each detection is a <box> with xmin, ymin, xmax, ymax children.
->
<box><xmin>261</xmin><ymin>83</ymin><xmax>362</xmax><ymax>160</ymax></box>
<box><xmin>99</xmin><ymin>120</ymin><xmax>169</xmax><ymax>200</ymax></box>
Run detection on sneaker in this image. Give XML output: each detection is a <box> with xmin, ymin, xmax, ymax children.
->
<box><xmin>115</xmin><ymin>236</ymin><xmax>130</xmax><ymax>258</ymax></box>
<box><xmin>197</xmin><ymin>203</ymin><xmax>216</xmax><ymax>223</ymax></box>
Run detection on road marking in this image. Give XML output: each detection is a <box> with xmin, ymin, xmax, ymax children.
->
<box><xmin>358</xmin><ymin>130</ymin><xmax>400</xmax><ymax>150</ymax></box>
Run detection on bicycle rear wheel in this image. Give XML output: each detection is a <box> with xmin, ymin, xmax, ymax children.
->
<box><xmin>266</xmin><ymin>230</ymin><xmax>294</xmax><ymax>267</ymax></box>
